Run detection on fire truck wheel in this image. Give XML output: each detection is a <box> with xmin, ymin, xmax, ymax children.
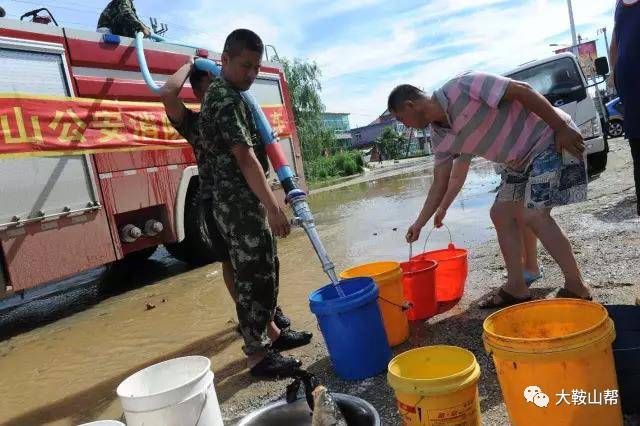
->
<box><xmin>164</xmin><ymin>241</ymin><xmax>188</xmax><ymax>262</ymax></box>
<box><xmin>166</xmin><ymin>185</ymin><xmax>217</xmax><ymax>266</ymax></box>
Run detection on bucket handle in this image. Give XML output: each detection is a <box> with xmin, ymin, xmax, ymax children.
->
<box><xmin>413</xmin><ymin>396</ymin><xmax>426</xmax><ymax>416</ymax></box>
<box><xmin>194</xmin><ymin>381</ymin><xmax>212</xmax><ymax>426</ymax></box>
<box><xmin>407</xmin><ymin>243</ymin><xmax>415</xmax><ymax>272</ymax></box>
<box><xmin>379</xmin><ymin>295</ymin><xmax>412</xmax><ymax>312</ymax></box>
<box><xmin>422</xmin><ymin>223</ymin><xmax>454</xmax><ymax>253</ymax></box>
<box><xmin>136</xmin><ymin>378</ymin><xmax>213</xmax><ymax>422</ymax></box>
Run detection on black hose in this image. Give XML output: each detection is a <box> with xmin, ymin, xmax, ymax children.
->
<box><xmin>19</xmin><ymin>8</ymin><xmax>58</xmax><ymax>26</ymax></box>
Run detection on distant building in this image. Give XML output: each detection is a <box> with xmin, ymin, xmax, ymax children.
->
<box><xmin>323</xmin><ymin>112</ymin><xmax>352</xmax><ymax>148</ymax></box>
<box><xmin>350</xmin><ymin>111</ymin><xmax>431</xmax><ymax>157</ymax></box>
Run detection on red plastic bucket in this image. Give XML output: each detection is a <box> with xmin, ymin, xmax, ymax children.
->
<box><xmin>412</xmin><ymin>226</ymin><xmax>468</xmax><ymax>303</ymax></box>
<box><xmin>400</xmin><ymin>259</ymin><xmax>438</xmax><ymax>321</ymax></box>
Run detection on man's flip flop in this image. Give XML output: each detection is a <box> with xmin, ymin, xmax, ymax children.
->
<box><xmin>479</xmin><ymin>288</ymin><xmax>533</xmax><ymax>309</ymax></box>
<box><xmin>556</xmin><ymin>288</ymin><xmax>593</xmax><ymax>301</ymax></box>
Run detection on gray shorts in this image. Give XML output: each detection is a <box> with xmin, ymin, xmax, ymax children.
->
<box><xmin>496</xmin><ymin>145</ymin><xmax>588</xmax><ymax>209</ymax></box>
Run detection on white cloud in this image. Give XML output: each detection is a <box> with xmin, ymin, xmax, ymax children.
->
<box><xmin>319</xmin><ymin>0</ymin><xmax>615</xmax><ymax>126</ymax></box>
<box><xmin>316</xmin><ymin>0</ymin><xmax>388</xmax><ymax>18</ymax></box>
<box><xmin>7</xmin><ymin>0</ymin><xmax>614</xmax><ymax>123</ymax></box>
<box><xmin>312</xmin><ymin>25</ymin><xmax>421</xmax><ymax>80</ymax></box>
<box><xmin>149</xmin><ymin>0</ymin><xmax>615</xmax><ymax>127</ymax></box>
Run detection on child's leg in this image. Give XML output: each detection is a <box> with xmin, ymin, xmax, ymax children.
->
<box><xmin>490</xmin><ymin>201</ymin><xmax>529</xmax><ymax>298</ymax></box>
<box><xmin>524</xmin><ymin>208</ymin><xmax>590</xmax><ymax>297</ymax></box>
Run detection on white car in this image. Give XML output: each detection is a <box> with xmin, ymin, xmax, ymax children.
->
<box><xmin>505</xmin><ymin>53</ymin><xmax>608</xmax><ymax>175</ymax></box>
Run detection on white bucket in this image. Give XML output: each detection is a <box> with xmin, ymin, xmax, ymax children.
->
<box><xmin>77</xmin><ymin>422</ymin><xmax>125</xmax><ymax>426</ymax></box>
<box><xmin>116</xmin><ymin>356</ymin><xmax>223</xmax><ymax>426</ymax></box>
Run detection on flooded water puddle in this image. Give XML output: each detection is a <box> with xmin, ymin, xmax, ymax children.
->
<box><xmin>308</xmin><ymin>159</ymin><xmax>499</xmax><ymax>267</ymax></box>
<box><xmin>0</xmin><ymin>159</ymin><xmax>499</xmax><ymax>425</ymax></box>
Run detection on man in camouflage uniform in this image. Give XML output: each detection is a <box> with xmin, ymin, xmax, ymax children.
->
<box><xmin>160</xmin><ymin>58</ymin><xmax>294</xmax><ymax>333</ymax></box>
<box><xmin>200</xmin><ymin>29</ymin><xmax>311</xmax><ymax>378</ymax></box>
<box><xmin>97</xmin><ymin>0</ymin><xmax>150</xmax><ymax>38</ymax></box>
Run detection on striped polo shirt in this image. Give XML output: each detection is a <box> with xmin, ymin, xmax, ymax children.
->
<box><xmin>431</xmin><ymin>71</ymin><xmax>557</xmax><ymax>167</ymax></box>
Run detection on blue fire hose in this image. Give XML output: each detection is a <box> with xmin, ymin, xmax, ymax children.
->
<box><xmin>134</xmin><ymin>33</ymin><xmax>339</xmax><ymax>285</ymax></box>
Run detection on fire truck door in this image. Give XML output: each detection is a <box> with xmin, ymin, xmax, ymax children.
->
<box><xmin>0</xmin><ymin>37</ymin><xmax>115</xmax><ymax>292</ymax></box>
<box><xmin>0</xmin><ymin>40</ymin><xmax>100</xmax><ymax>229</ymax></box>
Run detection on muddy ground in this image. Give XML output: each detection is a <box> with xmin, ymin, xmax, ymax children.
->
<box><xmin>222</xmin><ymin>137</ymin><xmax>640</xmax><ymax>425</ymax></box>
<box><xmin>0</xmin><ymin>138</ymin><xmax>638</xmax><ymax>425</ymax></box>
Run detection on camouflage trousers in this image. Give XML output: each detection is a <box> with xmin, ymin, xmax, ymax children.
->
<box><xmin>212</xmin><ymin>199</ymin><xmax>278</xmax><ymax>355</ymax></box>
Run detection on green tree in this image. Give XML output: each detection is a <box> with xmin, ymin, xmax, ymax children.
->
<box><xmin>282</xmin><ymin>58</ymin><xmax>336</xmax><ymax>162</ymax></box>
<box><xmin>375</xmin><ymin>127</ymin><xmax>407</xmax><ymax>161</ymax></box>
<box><xmin>282</xmin><ymin>59</ymin><xmax>324</xmax><ymax>125</ymax></box>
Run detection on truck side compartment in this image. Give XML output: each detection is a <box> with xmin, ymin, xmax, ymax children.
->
<box><xmin>0</xmin><ymin>20</ymin><xmax>118</xmax><ymax>291</ymax></box>
<box><xmin>0</xmin><ymin>18</ymin><xmax>306</xmax><ymax>294</ymax></box>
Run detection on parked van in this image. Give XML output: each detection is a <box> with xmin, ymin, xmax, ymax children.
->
<box><xmin>505</xmin><ymin>52</ymin><xmax>609</xmax><ymax>174</ymax></box>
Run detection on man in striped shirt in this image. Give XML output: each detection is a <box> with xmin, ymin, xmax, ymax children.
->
<box><xmin>388</xmin><ymin>72</ymin><xmax>592</xmax><ymax>308</ymax></box>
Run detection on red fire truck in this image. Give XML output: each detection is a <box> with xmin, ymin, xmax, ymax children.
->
<box><xmin>0</xmin><ymin>13</ymin><xmax>306</xmax><ymax>299</ymax></box>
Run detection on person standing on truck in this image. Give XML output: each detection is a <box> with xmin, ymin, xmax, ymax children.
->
<box><xmin>160</xmin><ymin>58</ymin><xmax>297</xmax><ymax>340</ymax></box>
<box><xmin>97</xmin><ymin>0</ymin><xmax>150</xmax><ymax>38</ymax></box>
<box><xmin>200</xmin><ymin>29</ymin><xmax>312</xmax><ymax>378</ymax></box>
<box><xmin>610</xmin><ymin>0</ymin><xmax>640</xmax><ymax>216</ymax></box>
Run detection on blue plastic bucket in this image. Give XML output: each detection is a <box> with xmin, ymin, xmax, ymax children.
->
<box><xmin>309</xmin><ymin>277</ymin><xmax>392</xmax><ymax>380</ymax></box>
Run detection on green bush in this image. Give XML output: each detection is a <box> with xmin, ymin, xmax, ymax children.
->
<box><xmin>352</xmin><ymin>152</ymin><xmax>364</xmax><ymax>168</ymax></box>
<box><xmin>317</xmin><ymin>167</ymin><xmax>328</xmax><ymax>179</ymax></box>
<box><xmin>342</xmin><ymin>158</ymin><xmax>359</xmax><ymax>175</ymax></box>
<box><xmin>304</xmin><ymin>151</ymin><xmax>364</xmax><ymax>182</ymax></box>
<box><xmin>334</xmin><ymin>153</ymin><xmax>348</xmax><ymax>171</ymax></box>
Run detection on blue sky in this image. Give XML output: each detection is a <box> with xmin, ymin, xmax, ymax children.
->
<box><xmin>3</xmin><ymin>0</ymin><xmax>616</xmax><ymax>127</ymax></box>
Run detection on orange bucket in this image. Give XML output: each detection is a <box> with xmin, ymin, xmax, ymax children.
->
<box><xmin>412</xmin><ymin>225</ymin><xmax>468</xmax><ymax>303</ymax></box>
<box><xmin>340</xmin><ymin>262</ymin><xmax>409</xmax><ymax>346</ymax></box>
<box><xmin>400</xmin><ymin>259</ymin><xmax>438</xmax><ymax>321</ymax></box>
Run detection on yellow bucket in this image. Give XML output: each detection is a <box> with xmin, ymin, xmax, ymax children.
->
<box><xmin>387</xmin><ymin>346</ymin><xmax>481</xmax><ymax>425</ymax></box>
<box><xmin>340</xmin><ymin>262</ymin><xmax>409</xmax><ymax>346</ymax></box>
<box><xmin>483</xmin><ymin>299</ymin><xmax>622</xmax><ymax>425</ymax></box>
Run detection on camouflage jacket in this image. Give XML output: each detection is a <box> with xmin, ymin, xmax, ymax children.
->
<box><xmin>97</xmin><ymin>0</ymin><xmax>145</xmax><ymax>38</ymax></box>
<box><xmin>170</xmin><ymin>107</ymin><xmax>214</xmax><ymax>200</ymax></box>
<box><xmin>200</xmin><ymin>76</ymin><xmax>269</xmax><ymax>205</ymax></box>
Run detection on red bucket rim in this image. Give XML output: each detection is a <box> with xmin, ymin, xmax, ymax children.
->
<box><xmin>401</xmin><ymin>259</ymin><xmax>438</xmax><ymax>275</ymax></box>
<box><xmin>416</xmin><ymin>247</ymin><xmax>467</xmax><ymax>260</ymax></box>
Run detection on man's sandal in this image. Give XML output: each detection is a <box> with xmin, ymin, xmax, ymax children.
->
<box><xmin>479</xmin><ymin>288</ymin><xmax>533</xmax><ymax>309</ymax></box>
<box><xmin>556</xmin><ymin>288</ymin><xmax>593</xmax><ymax>301</ymax></box>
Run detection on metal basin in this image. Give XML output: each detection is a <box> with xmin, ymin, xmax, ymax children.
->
<box><xmin>237</xmin><ymin>393</ymin><xmax>381</xmax><ymax>426</ymax></box>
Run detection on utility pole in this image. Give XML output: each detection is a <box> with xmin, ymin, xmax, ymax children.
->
<box><xmin>566</xmin><ymin>0</ymin><xmax>579</xmax><ymax>55</ymax></box>
<box><xmin>598</xmin><ymin>27</ymin><xmax>611</xmax><ymax>63</ymax></box>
